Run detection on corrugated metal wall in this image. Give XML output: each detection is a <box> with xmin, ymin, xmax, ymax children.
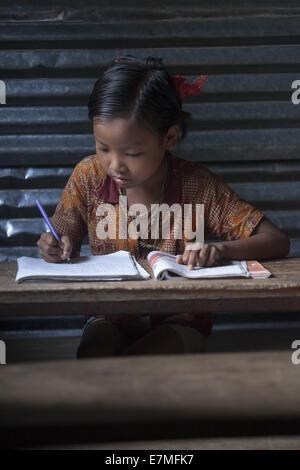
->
<box><xmin>1</xmin><ymin>0</ymin><xmax>300</xmax><ymax>261</ymax></box>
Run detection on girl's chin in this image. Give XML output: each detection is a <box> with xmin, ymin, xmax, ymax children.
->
<box><xmin>119</xmin><ymin>180</ymin><xmax>134</xmax><ymax>188</ymax></box>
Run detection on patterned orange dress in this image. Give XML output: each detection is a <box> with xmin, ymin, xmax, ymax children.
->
<box><xmin>51</xmin><ymin>149</ymin><xmax>265</xmax><ymax>337</ymax></box>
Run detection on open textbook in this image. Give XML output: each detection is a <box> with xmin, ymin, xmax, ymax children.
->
<box><xmin>147</xmin><ymin>251</ymin><xmax>272</xmax><ymax>280</ymax></box>
<box><xmin>16</xmin><ymin>249</ymin><xmax>272</xmax><ymax>283</ymax></box>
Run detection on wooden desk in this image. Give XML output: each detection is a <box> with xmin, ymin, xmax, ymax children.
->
<box><xmin>0</xmin><ymin>258</ymin><xmax>300</xmax><ymax>317</ymax></box>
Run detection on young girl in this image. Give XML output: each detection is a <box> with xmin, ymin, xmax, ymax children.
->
<box><xmin>37</xmin><ymin>55</ymin><xmax>290</xmax><ymax>358</ymax></box>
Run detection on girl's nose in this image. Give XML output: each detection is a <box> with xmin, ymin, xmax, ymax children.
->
<box><xmin>109</xmin><ymin>154</ymin><xmax>127</xmax><ymax>175</ymax></box>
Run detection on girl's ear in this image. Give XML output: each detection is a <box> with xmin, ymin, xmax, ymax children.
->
<box><xmin>165</xmin><ymin>125</ymin><xmax>180</xmax><ymax>150</ymax></box>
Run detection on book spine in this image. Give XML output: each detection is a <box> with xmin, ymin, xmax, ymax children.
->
<box><xmin>246</xmin><ymin>260</ymin><xmax>272</xmax><ymax>278</ymax></box>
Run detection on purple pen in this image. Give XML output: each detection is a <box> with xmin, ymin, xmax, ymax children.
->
<box><xmin>36</xmin><ymin>199</ymin><xmax>71</xmax><ymax>262</ymax></box>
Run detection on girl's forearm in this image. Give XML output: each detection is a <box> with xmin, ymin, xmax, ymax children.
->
<box><xmin>219</xmin><ymin>232</ymin><xmax>290</xmax><ymax>261</ymax></box>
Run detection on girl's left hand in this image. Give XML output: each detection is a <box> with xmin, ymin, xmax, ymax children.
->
<box><xmin>176</xmin><ymin>242</ymin><xmax>225</xmax><ymax>270</ymax></box>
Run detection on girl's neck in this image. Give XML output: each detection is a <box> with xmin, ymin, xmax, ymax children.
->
<box><xmin>124</xmin><ymin>156</ymin><xmax>167</xmax><ymax>206</ymax></box>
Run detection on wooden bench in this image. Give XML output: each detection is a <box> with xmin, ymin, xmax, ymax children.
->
<box><xmin>0</xmin><ymin>350</ymin><xmax>299</xmax><ymax>448</ymax></box>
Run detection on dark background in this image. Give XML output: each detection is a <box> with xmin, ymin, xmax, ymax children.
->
<box><xmin>1</xmin><ymin>0</ymin><xmax>300</xmax><ymax>261</ymax></box>
<box><xmin>0</xmin><ymin>0</ymin><xmax>299</xmax><ymax>361</ymax></box>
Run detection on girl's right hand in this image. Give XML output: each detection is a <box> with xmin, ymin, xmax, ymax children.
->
<box><xmin>37</xmin><ymin>232</ymin><xmax>73</xmax><ymax>263</ymax></box>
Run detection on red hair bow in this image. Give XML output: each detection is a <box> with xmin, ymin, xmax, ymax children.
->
<box><xmin>171</xmin><ymin>74</ymin><xmax>208</xmax><ymax>100</ymax></box>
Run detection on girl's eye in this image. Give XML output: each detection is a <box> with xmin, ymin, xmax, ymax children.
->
<box><xmin>97</xmin><ymin>146</ymin><xmax>142</xmax><ymax>157</ymax></box>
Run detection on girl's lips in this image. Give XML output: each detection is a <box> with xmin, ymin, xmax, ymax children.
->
<box><xmin>112</xmin><ymin>176</ymin><xmax>130</xmax><ymax>183</ymax></box>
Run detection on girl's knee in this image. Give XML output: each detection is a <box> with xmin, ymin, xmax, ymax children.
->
<box><xmin>165</xmin><ymin>324</ymin><xmax>207</xmax><ymax>353</ymax></box>
<box><xmin>122</xmin><ymin>323</ymin><xmax>203</xmax><ymax>356</ymax></box>
<box><xmin>76</xmin><ymin>317</ymin><xmax>130</xmax><ymax>359</ymax></box>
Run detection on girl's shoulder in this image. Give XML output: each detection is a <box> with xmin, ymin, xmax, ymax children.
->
<box><xmin>170</xmin><ymin>152</ymin><xmax>218</xmax><ymax>185</ymax></box>
<box><xmin>72</xmin><ymin>154</ymin><xmax>106</xmax><ymax>182</ymax></box>
<box><xmin>170</xmin><ymin>152</ymin><xmax>232</xmax><ymax>204</ymax></box>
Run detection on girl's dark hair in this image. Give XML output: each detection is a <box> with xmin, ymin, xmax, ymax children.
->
<box><xmin>88</xmin><ymin>55</ymin><xmax>191</xmax><ymax>143</ymax></box>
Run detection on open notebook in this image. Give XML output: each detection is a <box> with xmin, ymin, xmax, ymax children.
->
<box><xmin>16</xmin><ymin>251</ymin><xmax>150</xmax><ymax>283</ymax></box>
<box><xmin>15</xmin><ymin>249</ymin><xmax>272</xmax><ymax>283</ymax></box>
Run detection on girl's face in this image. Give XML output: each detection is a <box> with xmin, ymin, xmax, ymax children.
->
<box><xmin>93</xmin><ymin>117</ymin><xmax>179</xmax><ymax>191</ymax></box>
